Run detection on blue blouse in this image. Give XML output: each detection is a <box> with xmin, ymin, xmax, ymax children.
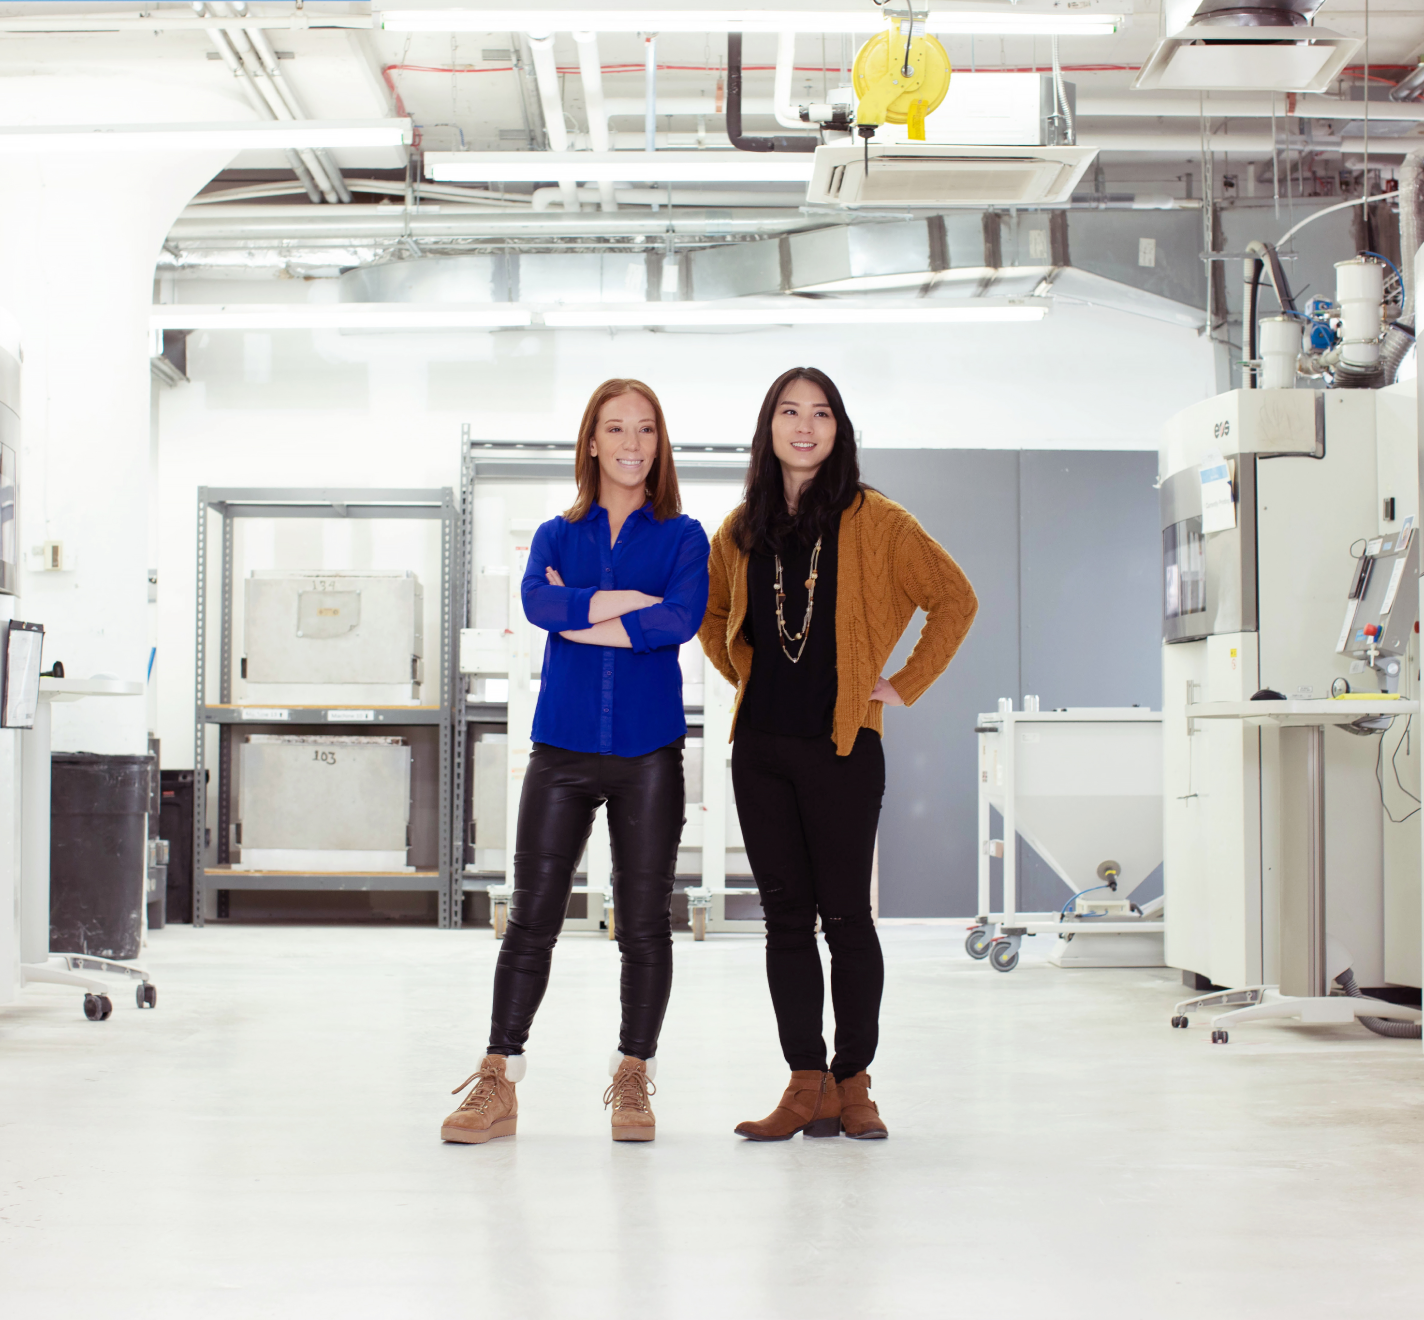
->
<box><xmin>522</xmin><ymin>504</ymin><xmax>710</xmax><ymax>757</ymax></box>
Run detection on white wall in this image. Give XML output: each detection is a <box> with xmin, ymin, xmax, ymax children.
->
<box><xmin>155</xmin><ymin>304</ymin><xmax>1217</xmax><ymax>766</ymax></box>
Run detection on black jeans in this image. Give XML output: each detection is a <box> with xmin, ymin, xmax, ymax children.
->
<box><xmin>488</xmin><ymin>740</ymin><xmax>684</xmax><ymax>1061</ymax></box>
<box><xmin>731</xmin><ymin>725</ymin><xmax>886</xmax><ymax>1081</ymax></box>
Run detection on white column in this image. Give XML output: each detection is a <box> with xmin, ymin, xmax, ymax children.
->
<box><xmin>0</xmin><ymin>82</ymin><xmax>239</xmax><ymax>755</ymax></box>
<box><xmin>0</xmin><ymin>76</ymin><xmax>245</xmax><ymax>998</ymax></box>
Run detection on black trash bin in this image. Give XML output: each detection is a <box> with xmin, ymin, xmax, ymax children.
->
<box><xmin>50</xmin><ymin>753</ymin><xmax>155</xmax><ymax>960</ymax></box>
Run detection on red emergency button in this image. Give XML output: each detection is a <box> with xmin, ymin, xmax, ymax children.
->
<box><xmin>1364</xmin><ymin>624</ymin><xmax>1381</xmax><ymax>638</ymax></box>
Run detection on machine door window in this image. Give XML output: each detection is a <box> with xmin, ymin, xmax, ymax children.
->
<box><xmin>1164</xmin><ymin>517</ymin><xmax>1206</xmax><ymax>620</ymax></box>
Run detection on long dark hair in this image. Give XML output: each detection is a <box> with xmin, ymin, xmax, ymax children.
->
<box><xmin>564</xmin><ymin>377</ymin><xmax>681</xmax><ymax>522</ymax></box>
<box><xmin>732</xmin><ymin>366</ymin><xmax>865</xmax><ymax>555</ymax></box>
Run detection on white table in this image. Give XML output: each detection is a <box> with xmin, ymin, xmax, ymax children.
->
<box><xmin>1174</xmin><ymin>699</ymin><xmax>1423</xmax><ymax>1040</ymax></box>
<box><xmin>19</xmin><ymin>677</ymin><xmax>155</xmax><ymax>1019</ymax></box>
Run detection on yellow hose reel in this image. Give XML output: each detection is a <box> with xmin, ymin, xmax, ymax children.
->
<box><xmin>852</xmin><ymin>14</ymin><xmax>952</xmax><ymax>140</ymax></box>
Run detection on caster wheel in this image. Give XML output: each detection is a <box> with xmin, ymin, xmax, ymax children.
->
<box><xmin>98</xmin><ymin>995</ymin><xmax>113</xmax><ymax>1020</ymax></box>
<box><xmin>965</xmin><ymin>927</ymin><xmax>992</xmax><ymax>960</ymax></box>
<box><xmin>1211</xmin><ymin>1029</ymin><xmax>1229</xmax><ymax>1044</ymax></box>
<box><xmin>988</xmin><ymin>941</ymin><xmax>1019</xmax><ymax>973</ymax></box>
<box><xmin>1179</xmin><ymin>1016</ymin><xmax>1189</xmax><ymax>1029</ymax></box>
<box><xmin>1218</xmin><ymin>1030</ymin><xmax>1228</xmax><ymax>1044</ymax></box>
<box><xmin>136</xmin><ymin>984</ymin><xmax>157</xmax><ymax>1009</ymax></box>
<box><xmin>691</xmin><ymin>906</ymin><xmax>707</xmax><ymax>941</ymax></box>
<box><xmin>83</xmin><ymin>993</ymin><xmax>102</xmax><ymax>1021</ymax></box>
<box><xmin>1170</xmin><ymin>1015</ymin><xmax>1183</xmax><ymax>1028</ymax></box>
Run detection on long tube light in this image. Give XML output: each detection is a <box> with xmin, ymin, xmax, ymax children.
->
<box><xmin>0</xmin><ymin>120</ymin><xmax>412</xmax><ymax>154</ymax></box>
<box><xmin>152</xmin><ymin>300</ymin><xmax>1047</xmax><ymax>331</ymax></box>
<box><xmin>426</xmin><ymin>150</ymin><xmax>815</xmax><ymax>183</ymax></box>
<box><xmin>151</xmin><ymin>305</ymin><xmax>533</xmax><ymax>330</ymax></box>
<box><xmin>543</xmin><ymin>301</ymin><xmax>1049</xmax><ymax>327</ymax></box>
<box><xmin>380</xmin><ymin>9</ymin><xmax>1125</xmax><ymax>36</ymax></box>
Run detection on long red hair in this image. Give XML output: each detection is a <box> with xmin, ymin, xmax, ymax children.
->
<box><xmin>564</xmin><ymin>378</ymin><xmax>682</xmax><ymax>522</ymax></box>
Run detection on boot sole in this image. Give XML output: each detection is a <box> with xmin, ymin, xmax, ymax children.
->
<box><xmin>612</xmin><ymin>1127</ymin><xmax>655</xmax><ymax>1141</ymax></box>
<box><xmin>441</xmin><ymin>1116</ymin><xmax>517</xmax><ymax>1144</ymax></box>
<box><xmin>736</xmin><ymin>1116</ymin><xmax>842</xmax><ymax>1141</ymax></box>
<box><xmin>843</xmin><ymin>1128</ymin><xmax>888</xmax><ymax>1140</ymax></box>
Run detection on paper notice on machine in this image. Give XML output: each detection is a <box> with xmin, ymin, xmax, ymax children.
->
<box><xmin>1198</xmin><ymin>452</ymin><xmax>1236</xmax><ymax>534</ymax></box>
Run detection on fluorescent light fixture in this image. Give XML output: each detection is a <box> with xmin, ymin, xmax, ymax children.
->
<box><xmin>0</xmin><ymin>120</ymin><xmax>412</xmax><ymax>154</ymax></box>
<box><xmin>152</xmin><ymin>300</ymin><xmax>1047</xmax><ymax>331</ymax></box>
<box><xmin>426</xmin><ymin>150</ymin><xmax>815</xmax><ymax>184</ymax></box>
<box><xmin>381</xmin><ymin>8</ymin><xmax>1124</xmax><ymax>36</ymax></box>
<box><xmin>542</xmin><ymin>300</ymin><xmax>1048</xmax><ymax>327</ymax></box>
<box><xmin>151</xmin><ymin>304</ymin><xmax>532</xmax><ymax>331</ymax></box>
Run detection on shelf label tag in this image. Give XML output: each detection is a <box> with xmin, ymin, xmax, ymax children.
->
<box><xmin>329</xmin><ymin>709</ymin><xmax>376</xmax><ymax>721</ymax></box>
<box><xmin>241</xmin><ymin>707</ymin><xmax>288</xmax><ymax>721</ymax></box>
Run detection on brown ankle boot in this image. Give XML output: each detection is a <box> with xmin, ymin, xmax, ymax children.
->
<box><xmin>604</xmin><ymin>1054</ymin><xmax>657</xmax><ymax>1141</ymax></box>
<box><xmin>440</xmin><ymin>1053</ymin><xmax>522</xmax><ymax>1144</ymax></box>
<box><xmin>735</xmin><ymin>1070</ymin><xmax>841</xmax><ymax>1141</ymax></box>
<box><xmin>837</xmin><ymin>1071</ymin><xmax>888</xmax><ymax>1139</ymax></box>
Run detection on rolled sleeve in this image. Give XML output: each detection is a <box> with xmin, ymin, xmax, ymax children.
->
<box><xmin>521</xmin><ymin>524</ymin><xmax>597</xmax><ymax>631</ymax></box>
<box><xmin>622</xmin><ymin>608</ymin><xmax>650</xmax><ymax>653</ymax></box>
<box><xmin>626</xmin><ymin>522</ymin><xmax>710</xmax><ymax>650</ymax></box>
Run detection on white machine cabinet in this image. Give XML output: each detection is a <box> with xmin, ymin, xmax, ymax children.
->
<box><xmin>244</xmin><ymin>569</ymin><xmax>424</xmax><ymax>688</ymax></box>
<box><xmin>970</xmin><ymin>706</ymin><xmax>1165</xmax><ymax>972</ymax></box>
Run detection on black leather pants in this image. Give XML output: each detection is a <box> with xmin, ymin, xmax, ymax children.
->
<box><xmin>488</xmin><ymin>740</ymin><xmax>684</xmax><ymax>1061</ymax></box>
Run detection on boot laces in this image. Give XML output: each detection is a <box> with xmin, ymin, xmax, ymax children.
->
<box><xmin>451</xmin><ymin>1064</ymin><xmax>504</xmax><ymax>1115</ymax></box>
<box><xmin>603</xmin><ymin>1067</ymin><xmax>656</xmax><ymax>1113</ymax></box>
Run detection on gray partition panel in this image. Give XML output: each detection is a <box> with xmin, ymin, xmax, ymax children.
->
<box><xmin>859</xmin><ymin>449</ymin><xmax>1160</xmax><ymax>917</ymax></box>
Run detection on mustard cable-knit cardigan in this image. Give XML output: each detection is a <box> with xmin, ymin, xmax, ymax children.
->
<box><xmin>699</xmin><ymin>488</ymin><xmax>979</xmax><ymax>757</ymax></box>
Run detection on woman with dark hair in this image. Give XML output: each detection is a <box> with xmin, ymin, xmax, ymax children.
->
<box><xmin>442</xmin><ymin>378</ymin><xmax>708</xmax><ymax>1146</ymax></box>
<box><xmin>700</xmin><ymin>366</ymin><xmax>977</xmax><ymax>1141</ymax></box>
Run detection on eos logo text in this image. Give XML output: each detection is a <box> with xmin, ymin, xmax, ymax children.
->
<box><xmin>1213</xmin><ymin>420</ymin><xmax>1231</xmax><ymax>440</ymax></box>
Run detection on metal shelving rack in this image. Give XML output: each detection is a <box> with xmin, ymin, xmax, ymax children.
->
<box><xmin>193</xmin><ymin>487</ymin><xmax>458</xmax><ymax>927</ymax></box>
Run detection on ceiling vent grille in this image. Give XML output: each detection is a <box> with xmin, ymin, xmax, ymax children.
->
<box><xmin>807</xmin><ymin>144</ymin><xmax>1098</xmax><ymax>209</ymax></box>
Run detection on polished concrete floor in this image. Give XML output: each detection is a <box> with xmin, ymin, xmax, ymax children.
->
<box><xmin>2</xmin><ymin>922</ymin><xmax>1422</xmax><ymax>1319</ymax></box>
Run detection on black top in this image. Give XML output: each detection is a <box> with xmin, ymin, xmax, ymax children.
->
<box><xmin>740</xmin><ymin>532</ymin><xmax>838</xmax><ymax>738</ymax></box>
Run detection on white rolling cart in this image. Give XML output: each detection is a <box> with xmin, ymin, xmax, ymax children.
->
<box><xmin>1171</xmin><ymin>698</ymin><xmax>1424</xmax><ymax>1042</ymax></box>
<box><xmin>20</xmin><ymin>675</ymin><xmax>156</xmax><ymax>1019</ymax></box>
<box><xmin>969</xmin><ymin>702</ymin><xmax>1165</xmax><ymax>973</ymax></box>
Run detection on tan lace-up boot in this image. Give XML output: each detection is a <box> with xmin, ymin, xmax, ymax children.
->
<box><xmin>440</xmin><ymin>1053</ymin><xmax>523</xmax><ymax>1144</ymax></box>
<box><xmin>604</xmin><ymin>1054</ymin><xmax>657</xmax><ymax>1141</ymax></box>
<box><xmin>837</xmin><ymin>1071</ymin><xmax>888</xmax><ymax>1139</ymax></box>
<box><xmin>734</xmin><ymin>1070</ymin><xmax>841</xmax><ymax>1141</ymax></box>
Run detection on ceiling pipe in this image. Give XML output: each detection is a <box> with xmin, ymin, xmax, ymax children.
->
<box><xmin>192</xmin><ymin>2</ymin><xmax>322</xmax><ymax>202</ymax></box>
<box><xmin>727</xmin><ymin>32</ymin><xmax>817</xmax><ymax>152</ymax></box>
<box><xmin>573</xmin><ymin>32</ymin><xmax>618</xmax><ymax>211</ymax></box>
<box><xmin>166</xmin><ymin>210</ymin><xmax>816</xmax><ymax>241</ymax></box>
<box><xmin>230</xmin><ymin>0</ymin><xmax>351</xmax><ymax>202</ymax></box>
<box><xmin>773</xmin><ymin>33</ymin><xmax>807</xmax><ymax>130</ymax></box>
<box><xmin>527</xmin><ymin>33</ymin><xmax>582</xmax><ymax>212</ymax></box>
<box><xmin>204</xmin><ymin>1</ymin><xmax>339</xmax><ymax>202</ymax></box>
<box><xmin>190</xmin><ymin>180</ymin><xmax>531</xmax><ymax>207</ymax></box>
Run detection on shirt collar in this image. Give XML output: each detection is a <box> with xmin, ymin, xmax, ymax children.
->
<box><xmin>592</xmin><ymin>500</ymin><xmax>656</xmax><ymax>524</ymax></box>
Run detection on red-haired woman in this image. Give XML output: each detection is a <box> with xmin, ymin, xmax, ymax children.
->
<box><xmin>701</xmin><ymin>367</ymin><xmax>977</xmax><ymax>1141</ymax></box>
<box><xmin>442</xmin><ymin>379</ymin><xmax>708</xmax><ymax>1146</ymax></box>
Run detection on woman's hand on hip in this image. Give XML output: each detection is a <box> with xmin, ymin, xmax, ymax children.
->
<box><xmin>871</xmin><ymin>677</ymin><xmax>904</xmax><ymax>706</ymax></box>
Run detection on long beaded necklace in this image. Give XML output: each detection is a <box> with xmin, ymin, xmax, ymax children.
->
<box><xmin>773</xmin><ymin>536</ymin><xmax>822</xmax><ymax>664</ymax></box>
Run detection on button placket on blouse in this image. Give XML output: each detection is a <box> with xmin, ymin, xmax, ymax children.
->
<box><xmin>597</xmin><ymin>512</ymin><xmax>618</xmax><ymax>752</ymax></box>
